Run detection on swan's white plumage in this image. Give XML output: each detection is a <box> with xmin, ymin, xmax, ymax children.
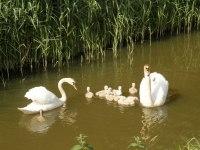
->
<box><xmin>25</xmin><ymin>86</ymin><xmax>59</xmax><ymax>104</ymax></box>
<box><xmin>18</xmin><ymin>78</ymin><xmax>77</xmax><ymax>114</ymax></box>
<box><xmin>140</xmin><ymin>65</ymin><xmax>168</xmax><ymax>107</ymax></box>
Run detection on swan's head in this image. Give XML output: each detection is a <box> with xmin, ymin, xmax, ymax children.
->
<box><xmin>106</xmin><ymin>88</ymin><xmax>112</xmax><ymax>95</ymax></box>
<box><xmin>132</xmin><ymin>83</ymin><xmax>135</xmax><ymax>87</ymax></box>
<box><xmin>118</xmin><ymin>86</ymin><xmax>122</xmax><ymax>90</ymax></box>
<box><xmin>144</xmin><ymin>64</ymin><xmax>150</xmax><ymax>77</ymax></box>
<box><xmin>87</xmin><ymin>86</ymin><xmax>90</xmax><ymax>92</ymax></box>
<box><xmin>66</xmin><ymin>78</ymin><xmax>77</xmax><ymax>90</ymax></box>
<box><xmin>104</xmin><ymin>85</ymin><xmax>108</xmax><ymax>90</ymax></box>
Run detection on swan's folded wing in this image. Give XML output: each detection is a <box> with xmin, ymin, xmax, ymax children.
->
<box><xmin>151</xmin><ymin>73</ymin><xmax>169</xmax><ymax>105</ymax></box>
<box><xmin>25</xmin><ymin>86</ymin><xmax>58</xmax><ymax>104</ymax></box>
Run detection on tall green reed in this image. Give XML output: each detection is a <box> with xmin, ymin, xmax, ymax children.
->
<box><xmin>0</xmin><ymin>0</ymin><xmax>200</xmax><ymax>81</ymax></box>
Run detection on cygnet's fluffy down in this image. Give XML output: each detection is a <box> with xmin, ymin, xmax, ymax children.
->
<box><xmin>129</xmin><ymin>83</ymin><xmax>137</xmax><ymax>94</ymax></box>
<box><xmin>96</xmin><ymin>85</ymin><xmax>108</xmax><ymax>97</ymax></box>
<box><xmin>85</xmin><ymin>87</ymin><xmax>94</xmax><ymax>99</ymax></box>
<box><xmin>113</xmin><ymin>91</ymin><xmax>120</xmax><ymax>102</ymax></box>
<box><xmin>127</xmin><ymin>96</ymin><xmax>139</xmax><ymax>102</ymax></box>
<box><xmin>112</xmin><ymin>86</ymin><xmax>122</xmax><ymax>96</ymax></box>
<box><xmin>118</xmin><ymin>96</ymin><xmax>138</xmax><ymax>106</ymax></box>
<box><xmin>105</xmin><ymin>88</ymin><xmax>114</xmax><ymax>101</ymax></box>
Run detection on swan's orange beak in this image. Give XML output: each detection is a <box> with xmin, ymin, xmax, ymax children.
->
<box><xmin>73</xmin><ymin>84</ymin><xmax>77</xmax><ymax>90</ymax></box>
<box><xmin>147</xmin><ymin>71</ymin><xmax>150</xmax><ymax>76</ymax></box>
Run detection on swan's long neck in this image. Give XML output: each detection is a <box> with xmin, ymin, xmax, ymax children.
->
<box><xmin>146</xmin><ymin>75</ymin><xmax>153</xmax><ymax>105</ymax></box>
<box><xmin>144</xmin><ymin>64</ymin><xmax>153</xmax><ymax>106</ymax></box>
<box><xmin>58</xmin><ymin>78</ymin><xmax>68</xmax><ymax>102</ymax></box>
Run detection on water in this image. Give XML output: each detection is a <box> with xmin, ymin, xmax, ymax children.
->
<box><xmin>1</xmin><ymin>32</ymin><xmax>200</xmax><ymax>150</ymax></box>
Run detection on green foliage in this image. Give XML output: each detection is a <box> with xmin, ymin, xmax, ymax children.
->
<box><xmin>71</xmin><ymin>134</ymin><xmax>93</xmax><ymax>150</ymax></box>
<box><xmin>0</xmin><ymin>0</ymin><xmax>200</xmax><ymax>78</ymax></box>
<box><xmin>177</xmin><ymin>137</ymin><xmax>200</xmax><ymax>150</ymax></box>
<box><xmin>127</xmin><ymin>136</ymin><xmax>146</xmax><ymax>149</ymax></box>
<box><xmin>70</xmin><ymin>134</ymin><xmax>200</xmax><ymax>150</ymax></box>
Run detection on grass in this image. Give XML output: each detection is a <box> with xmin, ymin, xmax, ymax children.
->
<box><xmin>177</xmin><ymin>137</ymin><xmax>200</xmax><ymax>150</ymax></box>
<box><xmin>0</xmin><ymin>0</ymin><xmax>200</xmax><ymax>80</ymax></box>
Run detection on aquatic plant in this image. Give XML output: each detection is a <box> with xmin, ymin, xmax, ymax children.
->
<box><xmin>177</xmin><ymin>137</ymin><xmax>200</xmax><ymax>150</ymax></box>
<box><xmin>1</xmin><ymin>0</ymin><xmax>200</xmax><ymax>78</ymax></box>
<box><xmin>70</xmin><ymin>134</ymin><xmax>200</xmax><ymax>149</ymax></box>
<box><xmin>127</xmin><ymin>136</ymin><xmax>146</xmax><ymax>149</ymax></box>
<box><xmin>71</xmin><ymin>134</ymin><xmax>93</xmax><ymax>150</ymax></box>
<box><xmin>0</xmin><ymin>72</ymin><xmax>7</xmax><ymax>88</ymax></box>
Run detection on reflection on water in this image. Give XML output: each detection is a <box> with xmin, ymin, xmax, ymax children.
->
<box><xmin>85</xmin><ymin>97</ymin><xmax>95</xmax><ymax>104</ymax></box>
<box><xmin>58</xmin><ymin>107</ymin><xmax>77</xmax><ymax>127</ymax></box>
<box><xmin>140</xmin><ymin>106</ymin><xmax>168</xmax><ymax>146</ymax></box>
<box><xmin>1</xmin><ymin>31</ymin><xmax>200</xmax><ymax>150</ymax></box>
<box><xmin>18</xmin><ymin>105</ymin><xmax>77</xmax><ymax>134</ymax></box>
<box><xmin>170</xmin><ymin>32</ymin><xmax>200</xmax><ymax>72</ymax></box>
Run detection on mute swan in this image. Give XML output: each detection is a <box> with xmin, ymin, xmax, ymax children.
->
<box><xmin>129</xmin><ymin>83</ymin><xmax>137</xmax><ymax>94</ymax></box>
<box><xmin>118</xmin><ymin>96</ymin><xmax>135</xmax><ymax>106</ymax></box>
<box><xmin>113</xmin><ymin>91</ymin><xmax>120</xmax><ymax>102</ymax></box>
<box><xmin>85</xmin><ymin>87</ymin><xmax>94</xmax><ymax>99</ymax></box>
<box><xmin>127</xmin><ymin>96</ymin><xmax>139</xmax><ymax>102</ymax></box>
<box><xmin>18</xmin><ymin>78</ymin><xmax>77</xmax><ymax>121</ymax></box>
<box><xmin>105</xmin><ymin>88</ymin><xmax>114</xmax><ymax>101</ymax></box>
<box><xmin>112</xmin><ymin>86</ymin><xmax>122</xmax><ymax>96</ymax></box>
<box><xmin>99</xmin><ymin>87</ymin><xmax>111</xmax><ymax>98</ymax></box>
<box><xmin>139</xmin><ymin>64</ymin><xmax>169</xmax><ymax>107</ymax></box>
<box><xmin>95</xmin><ymin>85</ymin><xmax>108</xmax><ymax>96</ymax></box>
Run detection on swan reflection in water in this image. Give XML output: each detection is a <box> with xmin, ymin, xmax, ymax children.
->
<box><xmin>140</xmin><ymin>106</ymin><xmax>168</xmax><ymax>146</ymax></box>
<box><xmin>18</xmin><ymin>105</ymin><xmax>77</xmax><ymax>134</ymax></box>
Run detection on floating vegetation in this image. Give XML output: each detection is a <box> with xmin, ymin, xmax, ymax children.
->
<box><xmin>0</xmin><ymin>0</ymin><xmax>200</xmax><ymax>79</ymax></box>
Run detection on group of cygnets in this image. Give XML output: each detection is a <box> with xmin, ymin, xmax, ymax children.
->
<box><xmin>85</xmin><ymin>83</ymin><xmax>139</xmax><ymax>106</ymax></box>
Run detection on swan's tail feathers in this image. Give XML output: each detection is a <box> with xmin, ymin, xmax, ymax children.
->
<box><xmin>18</xmin><ymin>107</ymin><xmax>38</xmax><ymax>114</ymax></box>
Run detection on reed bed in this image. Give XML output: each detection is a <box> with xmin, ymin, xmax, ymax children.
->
<box><xmin>0</xmin><ymin>0</ymin><xmax>200</xmax><ymax>78</ymax></box>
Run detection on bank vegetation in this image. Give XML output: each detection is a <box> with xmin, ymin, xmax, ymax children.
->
<box><xmin>0</xmin><ymin>0</ymin><xmax>200</xmax><ymax>78</ymax></box>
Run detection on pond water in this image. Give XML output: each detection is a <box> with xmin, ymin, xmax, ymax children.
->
<box><xmin>1</xmin><ymin>32</ymin><xmax>200</xmax><ymax>150</ymax></box>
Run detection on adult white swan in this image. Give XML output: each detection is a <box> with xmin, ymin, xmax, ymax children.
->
<box><xmin>139</xmin><ymin>64</ymin><xmax>168</xmax><ymax>107</ymax></box>
<box><xmin>18</xmin><ymin>78</ymin><xmax>77</xmax><ymax>120</ymax></box>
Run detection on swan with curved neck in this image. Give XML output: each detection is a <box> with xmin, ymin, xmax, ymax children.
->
<box><xmin>139</xmin><ymin>64</ymin><xmax>168</xmax><ymax>107</ymax></box>
<box><xmin>18</xmin><ymin>78</ymin><xmax>77</xmax><ymax>120</ymax></box>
